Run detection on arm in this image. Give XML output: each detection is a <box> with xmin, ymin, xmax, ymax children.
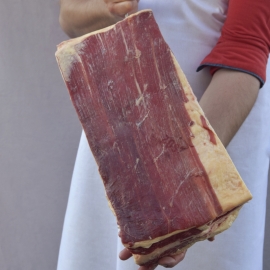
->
<box><xmin>197</xmin><ymin>0</ymin><xmax>269</xmax><ymax>147</ymax></box>
<box><xmin>200</xmin><ymin>69</ymin><xmax>260</xmax><ymax>147</ymax></box>
<box><xmin>59</xmin><ymin>0</ymin><xmax>139</xmax><ymax>37</ymax></box>
<box><xmin>198</xmin><ymin>0</ymin><xmax>270</xmax><ymax>87</ymax></box>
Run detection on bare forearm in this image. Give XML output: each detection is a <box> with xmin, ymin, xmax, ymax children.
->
<box><xmin>59</xmin><ymin>0</ymin><xmax>138</xmax><ymax>37</ymax></box>
<box><xmin>199</xmin><ymin>69</ymin><xmax>260</xmax><ymax>147</ymax></box>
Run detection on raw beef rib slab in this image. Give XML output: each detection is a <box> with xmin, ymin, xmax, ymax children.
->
<box><xmin>56</xmin><ymin>10</ymin><xmax>252</xmax><ymax>266</ymax></box>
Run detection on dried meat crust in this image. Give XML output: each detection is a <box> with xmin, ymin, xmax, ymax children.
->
<box><xmin>56</xmin><ymin>9</ymin><xmax>252</xmax><ymax>266</ymax></box>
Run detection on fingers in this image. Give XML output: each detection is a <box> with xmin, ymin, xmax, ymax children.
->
<box><xmin>119</xmin><ymin>248</ymin><xmax>132</xmax><ymax>260</ymax></box>
<box><xmin>105</xmin><ymin>0</ymin><xmax>139</xmax><ymax>17</ymax></box>
<box><xmin>119</xmin><ymin>248</ymin><xmax>158</xmax><ymax>270</ymax></box>
<box><xmin>138</xmin><ymin>265</ymin><xmax>158</xmax><ymax>270</ymax></box>
<box><xmin>120</xmin><ymin>247</ymin><xmax>186</xmax><ymax>269</ymax></box>
<box><xmin>208</xmin><ymin>236</ymin><xmax>215</xmax><ymax>242</ymax></box>
<box><xmin>138</xmin><ymin>251</ymin><xmax>186</xmax><ymax>270</ymax></box>
<box><xmin>158</xmin><ymin>251</ymin><xmax>186</xmax><ymax>268</ymax></box>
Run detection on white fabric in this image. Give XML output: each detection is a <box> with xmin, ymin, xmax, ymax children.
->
<box><xmin>57</xmin><ymin>1</ymin><xmax>270</xmax><ymax>269</ymax></box>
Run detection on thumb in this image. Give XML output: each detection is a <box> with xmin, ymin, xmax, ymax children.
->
<box><xmin>106</xmin><ymin>0</ymin><xmax>139</xmax><ymax>17</ymax></box>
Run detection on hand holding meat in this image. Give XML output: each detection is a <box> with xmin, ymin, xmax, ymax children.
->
<box><xmin>59</xmin><ymin>0</ymin><xmax>138</xmax><ymax>37</ymax></box>
<box><xmin>119</xmin><ymin>248</ymin><xmax>186</xmax><ymax>269</ymax></box>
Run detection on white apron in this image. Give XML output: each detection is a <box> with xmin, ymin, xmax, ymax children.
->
<box><xmin>57</xmin><ymin>1</ymin><xmax>270</xmax><ymax>269</ymax></box>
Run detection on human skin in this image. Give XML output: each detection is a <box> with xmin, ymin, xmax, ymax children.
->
<box><xmin>59</xmin><ymin>0</ymin><xmax>139</xmax><ymax>37</ymax></box>
<box><xmin>59</xmin><ymin>0</ymin><xmax>260</xmax><ymax>268</ymax></box>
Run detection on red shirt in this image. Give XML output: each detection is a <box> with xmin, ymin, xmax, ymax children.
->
<box><xmin>197</xmin><ymin>0</ymin><xmax>270</xmax><ymax>87</ymax></box>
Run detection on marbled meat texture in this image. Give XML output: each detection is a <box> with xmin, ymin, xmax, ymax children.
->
<box><xmin>57</xmin><ymin>11</ymin><xmax>223</xmax><ymax>246</ymax></box>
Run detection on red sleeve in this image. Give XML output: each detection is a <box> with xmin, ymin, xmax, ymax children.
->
<box><xmin>197</xmin><ymin>0</ymin><xmax>270</xmax><ymax>87</ymax></box>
